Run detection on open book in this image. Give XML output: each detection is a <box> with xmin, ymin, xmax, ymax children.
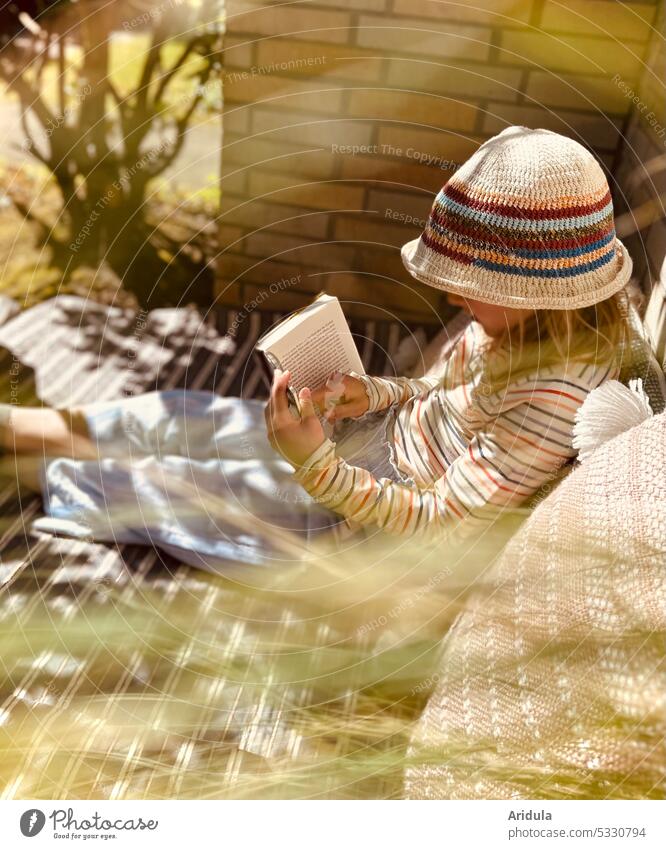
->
<box><xmin>255</xmin><ymin>294</ymin><xmax>365</xmax><ymax>403</ymax></box>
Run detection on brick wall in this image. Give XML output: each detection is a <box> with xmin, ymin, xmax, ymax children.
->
<box><xmin>219</xmin><ymin>0</ymin><xmax>661</xmax><ymax>321</ymax></box>
<box><xmin>612</xmin><ymin>3</ymin><xmax>666</xmax><ymax>362</ymax></box>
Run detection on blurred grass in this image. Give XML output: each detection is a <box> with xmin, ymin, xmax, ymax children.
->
<box><xmin>0</xmin><ymin>494</ymin><xmax>663</xmax><ymax>800</ymax></box>
<box><xmin>0</xmin><ymin>524</ymin><xmax>663</xmax><ymax>800</ymax></box>
<box><xmin>0</xmin><ymin>534</ymin><xmax>466</xmax><ymax>800</ymax></box>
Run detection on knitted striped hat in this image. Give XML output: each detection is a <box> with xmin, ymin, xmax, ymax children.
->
<box><xmin>401</xmin><ymin>126</ymin><xmax>632</xmax><ymax>310</ymax></box>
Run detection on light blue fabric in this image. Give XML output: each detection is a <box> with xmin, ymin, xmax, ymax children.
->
<box><xmin>34</xmin><ymin>390</ymin><xmax>401</xmax><ymax>572</ymax></box>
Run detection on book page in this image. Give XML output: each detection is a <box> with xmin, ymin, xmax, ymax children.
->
<box><xmin>258</xmin><ymin>297</ymin><xmax>365</xmax><ymax>392</ymax></box>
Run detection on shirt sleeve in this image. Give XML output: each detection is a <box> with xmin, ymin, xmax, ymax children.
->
<box><xmin>354</xmin><ymin>372</ymin><xmax>441</xmax><ymax>413</ymax></box>
<box><xmin>293</xmin><ymin>373</ymin><xmax>604</xmax><ymax>539</ymax></box>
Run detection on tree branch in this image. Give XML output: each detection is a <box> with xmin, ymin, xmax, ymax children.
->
<box><xmin>107</xmin><ymin>79</ymin><xmax>125</xmax><ymax>111</ymax></box>
<box><xmin>145</xmin><ymin>85</ymin><xmax>206</xmax><ymax>177</ymax></box>
<box><xmin>33</xmin><ymin>40</ymin><xmax>49</xmax><ymax>86</ymax></box>
<box><xmin>16</xmin><ymin>89</ymin><xmax>52</xmax><ymax>166</ymax></box>
<box><xmin>135</xmin><ymin>23</ymin><xmax>167</xmax><ymax>114</ymax></box>
<box><xmin>56</xmin><ymin>34</ymin><xmax>65</xmax><ymax>118</ymax></box>
<box><xmin>152</xmin><ymin>40</ymin><xmax>196</xmax><ymax>106</ymax></box>
<box><xmin>2</xmin><ymin>66</ymin><xmax>58</xmax><ymax>130</ymax></box>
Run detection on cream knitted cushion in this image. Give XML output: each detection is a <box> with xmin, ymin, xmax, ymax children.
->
<box><xmin>405</xmin><ymin>411</ymin><xmax>666</xmax><ymax>800</ymax></box>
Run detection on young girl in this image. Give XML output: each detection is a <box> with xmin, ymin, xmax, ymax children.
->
<box><xmin>0</xmin><ymin>127</ymin><xmax>637</xmax><ymax>570</ymax></box>
<box><xmin>266</xmin><ymin>126</ymin><xmax>635</xmax><ymax>541</ymax></box>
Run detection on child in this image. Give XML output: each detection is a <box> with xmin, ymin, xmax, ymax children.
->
<box><xmin>266</xmin><ymin>126</ymin><xmax>634</xmax><ymax>539</ymax></box>
<box><xmin>0</xmin><ymin>128</ymin><xmax>636</xmax><ymax>569</ymax></box>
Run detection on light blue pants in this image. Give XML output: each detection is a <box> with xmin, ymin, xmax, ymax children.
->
<box><xmin>35</xmin><ymin>391</ymin><xmax>399</xmax><ymax>572</ymax></box>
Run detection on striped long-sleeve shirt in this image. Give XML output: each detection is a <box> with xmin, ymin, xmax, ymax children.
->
<box><xmin>292</xmin><ymin>321</ymin><xmax>618</xmax><ymax>539</ymax></box>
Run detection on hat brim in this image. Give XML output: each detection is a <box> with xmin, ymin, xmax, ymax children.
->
<box><xmin>401</xmin><ymin>236</ymin><xmax>633</xmax><ymax>310</ymax></box>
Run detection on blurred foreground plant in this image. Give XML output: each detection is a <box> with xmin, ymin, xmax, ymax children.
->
<box><xmin>0</xmin><ymin>508</ymin><xmax>509</xmax><ymax>799</ymax></box>
<box><xmin>0</xmin><ymin>471</ymin><xmax>662</xmax><ymax>800</ymax></box>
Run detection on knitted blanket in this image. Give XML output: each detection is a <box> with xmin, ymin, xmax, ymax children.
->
<box><xmin>405</xmin><ymin>411</ymin><xmax>666</xmax><ymax>799</ymax></box>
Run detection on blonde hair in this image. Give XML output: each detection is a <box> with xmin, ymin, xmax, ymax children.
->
<box><xmin>480</xmin><ymin>290</ymin><xmax>634</xmax><ymax>394</ymax></box>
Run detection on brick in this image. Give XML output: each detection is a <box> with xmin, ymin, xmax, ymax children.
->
<box><xmin>239</xmin><ymin>277</ymin><xmax>440</xmax><ymax>320</ymax></box>
<box><xmin>219</xmin><ymin>253</ymin><xmax>305</xmax><ymax>286</ymax></box>
<box><xmin>240</xmin><ymin>229</ymin><xmax>312</xmax><ymax>259</ymax></box>
<box><xmin>255</xmin><ymin>37</ymin><xmax>384</xmax><ymax>82</ymax></box>
<box><xmin>247</xmin><ymin>171</ymin><xmax>366</xmax><ymax>209</ymax></box>
<box><xmin>250</xmin><ymin>107</ymin><xmax>375</xmax><ymax>148</ymax></box>
<box><xmin>354</xmin><ymin>244</ymin><xmax>422</xmax><ymax>279</ymax></box>
<box><xmin>323</xmin><ymin>279</ymin><xmax>386</xmax><ymax>308</ymax></box>
<box><xmin>376</xmin><ymin>125</ymin><xmax>481</xmax><ymax>165</ymax></box>
<box><xmin>499</xmin><ymin>29</ymin><xmax>643</xmax><ymax>79</ymax></box>
<box><xmin>367</xmin><ymin>187</ymin><xmax>433</xmax><ymax>222</ymax></box>
<box><xmin>347</xmin><ymin>89</ymin><xmax>478</xmax><ymax>131</ymax></box>
<box><xmin>540</xmin><ymin>1</ymin><xmax>656</xmax><ymax>41</ymax></box>
<box><xmin>223</xmin><ymin>35</ymin><xmax>254</xmax><ymax>69</ymax></box>
<box><xmin>300</xmin><ymin>272</ymin><xmax>441</xmax><ymax>314</ymax></box>
<box><xmin>223</xmin><ymin>137</ymin><xmax>338</xmax><ymax>180</ymax></box>
<box><xmin>255</xmin><ymin>283</ymin><xmax>430</xmax><ymax>321</ymax></box>
<box><xmin>333</xmin><ymin>214</ymin><xmax>415</xmax><ymax>247</ymax></box>
<box><xmin>239</xmin><ymin>286</ymin><xmax>314</xmax><ymax>312</ymax></box>
<box><xmin>220</xmin><ymin>196</ymin><xmax>330</xmax><ymax>239</ymax></box>
<box><xmin>386</xmin><ymin>59</ymin><xmax>523</xmax><ymax>103</ymax></box>
<box><xmin>240</xmin><ymin>269</ymin><xmax>343</xmax><ymax>298</ymax></box>
<box><xmin>223</xmin><ymin>106</ymin><xmax>251</xmax><ymax>135</ymax></box>
<box><xmin>232</xmin><ymin>5</ymin><xmax>351</xmax><ymax>44</ymax></box>
<box><xmin>342</xmin><ymin>298</ymin><xmax>437</xmax><ymax>320</ymax></box>
<box><xmin>220</xmin><ymin>168</ymin><xmax>247</xmax><ymax>195</ymax></box>
<box><xmin>524</xmin><ymin>71</ymin><xmax>630</xmax><ymax>114</ymax></box>
<box><xmin>253</xmin><ymin>272</ymin><xmax>327</xmax><ymax>297</ymax></box>
<box><xmin>392</xmin><ymin>0</ymin><xmax>532</xmax><ymax>25</ymax></box>
<box><xmin>356</xmin><ymin>15</ymin><xmax>492</xmax><ymax>62</ymax></box>
<box><xmin>388</xmin><ymin>279</ymin><xmax>444</xmax><ymax>313</ymax></box>
<box><xmin>243</xmin><ymin>232</ymin><xmax>358</xmax><ymax>269</ymax></box>
<box><xmin>213</xmin><ymin>280</ymin><xmax>243</xmax><ymax>306</ymax></box>
<box><xmin>228</xmin><ymin>1</ymin><xmax>267</xmax><ymax>11</ymax></box>
<box><xmin>218</xmin><ymin>224</ymin><xmax>246</xmax><ymax>249</ymax></box>
<box><xmin>225</xmin><ymin>72</ymin><xmax>345</xmax><ymax>114</ymax></box>
<box><xmin>314</xmin><ymin>0</ymin><xmax>388</xmax><ymax>11</ymax></box>
<box><xmin>219</xmin><ymin>0</ymin><xmax>661</xmax><ymax>330</ymax></box>
<box><xmin>339</xmin><ymin>152</ymin><xmax>451</xmax><ymax>191</ymax></box>
<box><xmin>359</xmin><ymin>278</ymin><xmax>441</xmax><ymax>313</ymax></box>
<box><xmin>482</xmin><ymin>104</ymin><xmax>624</xmax><ymax>151</ymax></box>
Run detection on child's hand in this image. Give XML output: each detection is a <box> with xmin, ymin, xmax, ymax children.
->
<box><xmin>264</xmin><ymin>370</ymin><xmax>325</xmax><ymax>467</ymax></box>
<box><xmin>311</xmin><ymin>372</ymin><xmax>369</xmax><ymax>422</ymax></box>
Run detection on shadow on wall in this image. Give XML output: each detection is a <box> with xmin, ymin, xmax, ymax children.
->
<box><xmin>0</xmin><ymin>0</ymin><xmax>224</xmax><ymax>310</ymax></box>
